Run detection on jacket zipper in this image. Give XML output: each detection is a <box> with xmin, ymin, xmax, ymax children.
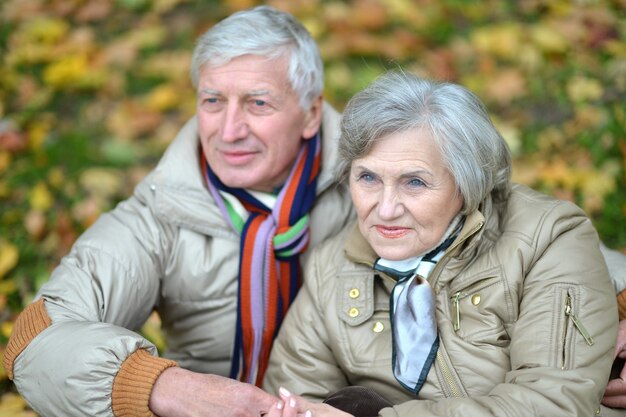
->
<box><xmin>562</xmin><ymin>292</ymin><xmax>594</xmax><ymax>369</ymax></box>
<box><xmin>422</xmin><ymin>219</ymin><xmax>483</xmax><ymax>398</ymax></box>
<box><xmin>436</xmin><ymin>349</ymin><xmax>463</xmax><ymax>397</ymax></box>
<box><xmin>451</xmin><ymin>291</ymin><xmax>461</xmax><ymax>331</ymax></box>
<box><xmin>565</xmin><ymin>293</ymin><xmax>594</xmax><ymax>345</ymax></box>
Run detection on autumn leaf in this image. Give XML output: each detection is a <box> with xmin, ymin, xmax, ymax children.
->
<box><xmin>484</xmin><ymin>68</ymin><xmax>527</xmax><ymax>105</ymax></box>
<box><xmin>43</xmin><ymin>54</ymin><xmax>90</xmax><ymax>89</ymax></box>
<box><xmin>530</xmin><ymin>23</ymin><xmax>569</xmax><ymax>54</ymax></box>
<box><xmin>0</xmin><ymin>241</ymin><xmax>19</xmax><ymax>280</ymax></box>
<box><xmin>79</xmin><ymin>167</ymin><xmax>123</xmax><ymax>200</ymax></box>
<box><xmin>29</xmin><ymin>182</ymin><xmax>53</xmax><ymax>211</ymax></box>
<box><xmin>566</xmin><ymin>75</ymin><xmax>604</xmax><ymax>103</ymax></box>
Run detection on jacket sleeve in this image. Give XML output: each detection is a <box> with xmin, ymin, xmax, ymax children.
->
<box><xmin>5</xmin><ymin>195</ymin><xmax>177</xmax><ymax>417</ymax></box>
<box><xmin>381</xmin><ymin>200</ymin><xmax>618</xmax><ymax>417</ymax></box>
<box><xmin>263</xmin><ymin>245</ymin><xmax>349</xmax><ymax>399</ymax></box>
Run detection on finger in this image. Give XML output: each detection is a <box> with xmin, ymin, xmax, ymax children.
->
<box><xmin>264</xmin><ymin>400</ymin><xmax>285</xmax><ymax>417</ymax></box>
<box><xmin>279</xmin><ymin>387</ymin><xmax>292</xmax><ymax>402</ymax></box>
<box><xmin>601</xmin><ymin>394</ymin><xmax>626</xmax><ymax>409</ymax></box>
<box><xmin>604</xmin><ymin>378</ymin><xmax>626</xmax><ymax>396</ymax></box>
<box><xmin>283</xmin><ymin>395</ymin><xmax>301</xmax><ymax>417</ymax></box>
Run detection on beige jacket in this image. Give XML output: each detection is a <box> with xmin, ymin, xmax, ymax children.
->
<box><xmin>4</xmin><ymin>104</ymin><xmax>355</xmax><ymax>417</ymax></box>
<box><xmin>265</xmin><ymin>184</ymin><xmax>621</xmax><ymax>417</ymax></box>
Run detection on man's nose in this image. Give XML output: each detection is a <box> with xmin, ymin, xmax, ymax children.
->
<box><xmin>221</xmin><ymin>103</ymin><xmax>249</xmax><ymax>141</ymax></box>
<box><xmin>377</xmin><ymin>187</ymin><xmax>404</xmax><ymax>220</ymax></box>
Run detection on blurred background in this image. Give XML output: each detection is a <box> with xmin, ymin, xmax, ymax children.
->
<box><xmin>0</xmin><ymin>0</ymin><xmax>624</xmax><ymax>413</ymax></box>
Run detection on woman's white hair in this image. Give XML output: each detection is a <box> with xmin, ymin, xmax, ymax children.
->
<box><xmin>190</xmin><ymin>5</ymin><xmax>323</xmax><ymax>111</ymax></box>
<box><xmin>338</xmin><ymin>71</ymin><xmax>511</xmax><ymax>215</ymax></box>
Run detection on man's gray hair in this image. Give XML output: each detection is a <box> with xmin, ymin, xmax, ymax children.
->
<box><xmin>338</xmin><ymin>71</ymin><xmax>512</xmax><ymax>215</ymax></box>
<box><xmin>190</xmin><ymin>5</ymin><xmax>323</xmax><ymax>111</ymax></box>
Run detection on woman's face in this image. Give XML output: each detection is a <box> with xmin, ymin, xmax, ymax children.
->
<box><xmin>349</xmin><ymin>128</ymin><xmax>464</xmax><ymax>260</ymax></box>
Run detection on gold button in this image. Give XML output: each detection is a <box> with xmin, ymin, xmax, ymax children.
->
<box><xmin>372</xmin><ymin>321</ymin><xmax>384</xmax><ymax>333</ymax></box>
<box><xmin>348</xmin><ymin>307</ymin><xmax>359</xmax><ymax>318</ymax></box>
<box><xmin>471</xmin><ymin>294</ymin><xmax>481</xmax><ymax>305</ymax></box>
<box><xmin>349</xmin><ymin>288</ymin><xmax>360</xmax><ymax>298</ymax></box>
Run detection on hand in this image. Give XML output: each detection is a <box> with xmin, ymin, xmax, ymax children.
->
<box><xmin>149</xmin><ymin>367</ymin><xmax>278</xmax><ymax>417</ymax></box>
<box><xmin>602</xmin><ymin>319</ymin><xmax>626</xmax><ymax>408</ymax></box>
<box><xmin>265</xmin><ymin>387</ymin><xmax>354</xmax><ymax>417</ymax></box>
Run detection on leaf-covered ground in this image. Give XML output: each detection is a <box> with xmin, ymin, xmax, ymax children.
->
<box><xmin>1</xmin><ymin>0</ymin><xmax>625</xmax><ymax>413</ymax></box>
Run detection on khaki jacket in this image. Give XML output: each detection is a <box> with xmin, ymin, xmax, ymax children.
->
<box><xmin>8</xmin><ymin>104</ymin><xmax>354</xmax><ymax>417</ymax></box>
<box><xmin>265</xmin><ymin>184</ymin><xmax>621</xmax><ymax>417</ymax></box>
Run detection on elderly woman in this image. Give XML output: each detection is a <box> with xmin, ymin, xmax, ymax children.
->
<box><xmin>262</xmin><ymin>71</ymin><xmax>618</xmax><ymax>417</ymax></box>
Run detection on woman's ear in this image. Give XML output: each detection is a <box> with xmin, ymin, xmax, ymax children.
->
<box><xmin>301</xmin><ymin>96</ymin><xmax>323</xmax><ymax>140</ymax></box>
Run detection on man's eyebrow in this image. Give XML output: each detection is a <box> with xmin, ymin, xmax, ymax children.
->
<box><xmin>199</xmin><ymin>88</ymin><xmax>220</xmax><ymax>95</ymax></box>
<box><xmin>247</xmin><ymin>89</ymin><xmax>273</xmax><ymax>97</ymax></box>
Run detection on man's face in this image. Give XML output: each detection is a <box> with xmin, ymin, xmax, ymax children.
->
<box><xmin>196</xmin><ymin>54</ymin><xmax>322</xmax><ymax>192</ymax></box>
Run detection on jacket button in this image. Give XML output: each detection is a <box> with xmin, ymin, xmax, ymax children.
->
<box><xmin>471</xmin><ymin>294</ymin><xmax>481</xmax><ymax>305</ymax></box>
<box><xmin>372</xmin><ymin>321</ymin><xmax>385</xmax><ymax>333</ymax></box>
<box><xmin>348</xmin><ymin>307</ymin><xmax>359</xmax><ymax>318</ymax></box>
<box><xmin>349</xmin><ymin>288</ymin><xmax>360</xmax><ymax>299</ymax></box>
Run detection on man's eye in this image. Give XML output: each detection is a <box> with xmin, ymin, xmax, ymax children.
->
<box><xmin>253</xmin><ymin>99</ymin><xmax>267</xmax><ymax>106</ymax></box>
<box><xmin>206</xmin><ymin>98</ymin><xmax>219</xmax><ymax>104</ymax></box>
<box><xmin>408</xmin><ymin>178</ymin><xmax>425</xmax><ymax>187</ymax></box>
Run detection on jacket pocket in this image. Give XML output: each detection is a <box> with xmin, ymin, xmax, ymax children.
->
<box><xmin>337</xmin><ymin>274</ymin><xmax>391</xmax><ymax>367</ymax></box>
<box><xmin>553</xmin><ymin>285</ymin><xmax>594</xmax><ymax>370</ymax></box>
<box><xmin>445</xmin><ymin>266</ymin><xmax>511</xmax><ymax>345</ymax></box>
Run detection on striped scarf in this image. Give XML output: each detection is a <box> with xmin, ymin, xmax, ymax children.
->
<box><xmin>202</xmin><ymin>133</ymin><xmax>321</xmax><ymax>386</ymax></box>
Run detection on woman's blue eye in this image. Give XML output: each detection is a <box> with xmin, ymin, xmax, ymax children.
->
<box><xmin>360</xmin><ymin>173</ymin><xmax>375</xmax><ymax>182</ymax></box>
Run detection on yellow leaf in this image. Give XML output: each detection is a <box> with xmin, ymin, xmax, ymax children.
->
<box><xmin>470</xmin><ymin>23</ymin><xmax>523</xmax><ymax>59</ymax></box>
<box><xmin>27</xmin><ymin>119</ymin><xmax>52</xmax><ymax>151</ymax></box>
<box><xmin>1</xmin><ymin>321</ymin><xmax>13</xmax><ymax>339</ymax></box>
<box><xmin>0</xmin><ymin>241</ymin><xmax>19</xmax><ymax>279</ymax></box>
<box><xmin>0</xmin><ymin>280</ymin><xmax>17</xmax><ymax>294</ymax></box>
<box><xmin>43</xmin><ymin>54</ymin><xmax>89</xmax><ymax>89</ymax></box>
<box><xmin>145</xmin><ymin>84</ymin><xmax>181</xmax><ymax>112</ymax></box>
<box><xmin>79</xmin><ymin>168</ymin><xmax>123</xmax><ymax>200</ymax></box>
<box><xmin>0</xmin><ymin>151</ymin><xmax>10</xmax><ymax>174</ymax></box>
<box><xmin>566</xmin><ymin>76</ymin><xmax>604</xmax><ymax>103</ymax></box>
<box><xmin>0</xmin><ymin>392</ymin><xmax>29</xmax><ymax>416</ymax></box>
<box><xmin>29</xmin><ymin>182</ymin><xmax>53</xmax><ymax>211</ymax></box>
<box><xmin>530</xmin><ymin>24</ymin><xmax>569</xmax><ymax>54</ymax></box>
<box><xmin>47</xmin><ymin>167</ymin><xmax>65</xmax><ymax>189</ymax></box>
<box><xmin>21</xmin><ymin>17</ymin><xmax>69</xmax><ymax>45</ymax></box>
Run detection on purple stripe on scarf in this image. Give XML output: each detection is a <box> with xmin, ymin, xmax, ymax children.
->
<box><xmin>206</xmin><ymin>174</ymin><xmax>238</xmax><ymax>231</ymax></box>
<box><xmin>247</xmin><ymin>217</ymin><xmax>274</xmax><ymax>383</ymax></box>
<box><xmin>273</xmin><ymin>225</ymin><xmax>308</xmax><ymax>250</ymax></box>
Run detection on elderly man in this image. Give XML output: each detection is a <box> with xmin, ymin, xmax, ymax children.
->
<box><xmin>3</xmin><ymin>5</ymin><xmax>626</xmax><ymax>417</ymax></box>
<box><xmin>2</xmin><ymin>6</ymin><xmax>352</xmax><ymax>417</ymax></box>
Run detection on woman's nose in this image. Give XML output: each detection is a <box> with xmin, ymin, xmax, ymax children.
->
<box><xmin>377</xmin><ymin>187</ymin><xmax>404</xmax><ymax>220</ymax></box>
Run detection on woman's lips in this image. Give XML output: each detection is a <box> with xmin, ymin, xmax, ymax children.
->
<box><xmin>375</xmin><ymin>225</ymin><xmax>410</xmax><ymax>238</ymax></box>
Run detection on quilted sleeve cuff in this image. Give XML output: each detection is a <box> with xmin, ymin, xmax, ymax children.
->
<box><xmin>111</xmin><ymin>348</ymin><xmax>178</xmax><ymax>417</ymax></box>
<box><xmin>618</xmin><ymin>289</ymin><xmax>626</xmax><ymax>321</ymax></box>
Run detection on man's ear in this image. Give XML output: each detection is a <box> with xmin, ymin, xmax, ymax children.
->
<box><xmin>302</xmin><ymin>96</ymin><xmax>323</xmax><ymax>140</ymax></box>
